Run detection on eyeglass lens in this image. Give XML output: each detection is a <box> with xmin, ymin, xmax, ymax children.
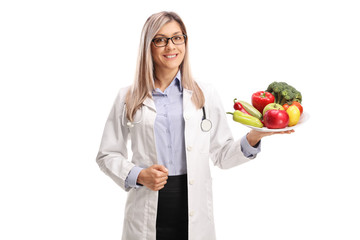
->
<box><xmin>153</xmin><ymin>35</ymin><xmax>186</xmax><ymax>47</ymax></box>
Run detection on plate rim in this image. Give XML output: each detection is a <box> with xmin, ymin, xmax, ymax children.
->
<box><xmin>241</xmin><ymin>111</ymin><xmax>310</xmax><ymax>132</ymax></box>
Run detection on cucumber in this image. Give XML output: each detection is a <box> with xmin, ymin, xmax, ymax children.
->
<box><xmin>237</xmin><ymin>100</ymin><xmax>262</xmax><ymax>119</ymax></box>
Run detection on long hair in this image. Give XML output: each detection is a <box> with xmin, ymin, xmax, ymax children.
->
<box><xmin>125</xmin><ymin>11</ymin><xmax>205</xmax><ymax>121</ymax></box>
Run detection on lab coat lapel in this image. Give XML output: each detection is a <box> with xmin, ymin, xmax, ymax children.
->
<box><xmin>183</xmin><ymin>88</ymin><xmax>197</xmax><ymax>149</ymax></box>
<box><xmin>183</xmin><ymin>88</ymin><xmax>196</xmax><ymax>114</ymax></box>
<box><xmin>143</xmin><ymin>97</ymin><xmax>156</xmax><ymax>112</ymax></box>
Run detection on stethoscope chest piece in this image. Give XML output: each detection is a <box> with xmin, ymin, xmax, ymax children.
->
<box><xmin>201</xmin><ymin>106</ymin><xmax>212</xmax><ymax>132</ymax></box>
<box><xmin>201</xmin><ymin>119</ymin><xmax>212</xmax><ymax>132</ymax></box>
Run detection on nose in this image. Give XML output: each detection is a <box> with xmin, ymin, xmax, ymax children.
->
<box><xmin>165</xmin><ymin>39</ymin><xmax>176</xmax><ymax>50</ymax></box>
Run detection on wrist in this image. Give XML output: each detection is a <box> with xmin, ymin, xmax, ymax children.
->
<box><xmin>137</xmin><ymin>169</ymin><xmax>145</xmax><ymax>185</ymax></box>
<box><xmin>247</xmin><ymin>131</ymin><xmax>261</xmax><ymax>147</ymax></box>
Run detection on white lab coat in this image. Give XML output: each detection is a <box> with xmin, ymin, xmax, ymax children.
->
<box><xmin>96</xmin><ymin>82</ymin><xmax>254</xmax><ymax>240</ymax></box>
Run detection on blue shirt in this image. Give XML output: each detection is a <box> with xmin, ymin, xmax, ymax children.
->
<box><xmin>125</xmin><ymin>72</ymin><xmax>261</xmax><ymax>188</ymax></box>
<box><xmin>152</xmin><ymin>71</ymin><xmax>187</xmax><ymax>175</ymax></box>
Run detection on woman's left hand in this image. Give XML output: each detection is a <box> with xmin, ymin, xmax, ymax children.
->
<box><xmin>246</xmin><ymin>129</ymin><xmax>295</xmax><ymax>147</ymax></box>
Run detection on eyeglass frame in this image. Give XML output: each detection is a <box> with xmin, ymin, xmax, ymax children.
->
<box><xmin>151</xmin><ymin>34</ymin><xmax>187</xmax><ymax>47</ymax></box>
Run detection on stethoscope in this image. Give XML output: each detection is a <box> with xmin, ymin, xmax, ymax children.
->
<box><xmin>200</xmin><ymin>106</ymin><xmax>212</xmax><ymax>132</ymax></box>
<box><xmin>122</xmin><ymin>105</ymin><xmax>143</xmax><ymax>128</ymax></box>
<box><xmin>122</xmin><ymin>104</ymin><xmax>212</xmax><ymax>132</ymax></box>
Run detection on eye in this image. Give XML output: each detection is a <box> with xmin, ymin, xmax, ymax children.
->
<box><xmin>173</xmin><ymin>35</ymin><xmax>183</xmax><ymax>41</ymax></box>
<box><xmin>154</xmin><ymin>37</ymin><xmax>166</xmax><ymax>44</ymax></box>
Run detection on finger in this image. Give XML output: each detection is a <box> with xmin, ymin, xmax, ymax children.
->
<box><xmin>261</xmin><ymin>132</ymin><xmax>276</xmax><ymax>137</ymax></box>
<box><xmin>154</xmin><ymin>176</ymin><xmax>167</xmax><ymax>185</ymax></box>
<box><xmin>154</xmin><ymin>185</ymin><xmax>165</xmax><ymax>191</ymax></box>
<box><xmin>157</xmin><ymin>175</ymin><xmax>168</xmax><ymax>182</ymax></box>
<box><xmin>152</xmin><ymin>164</ymin><xmax>168</xmax><ymax>173</ymax></box>
<box><xmin>156</xmin><ymin>180</ymin><xmax>167</xmax><ymax>188</ymax></box>
<box><xmin>153</xmin><ymin>171</ymin><xmax>168</xmax><ymax>179</ymax></box>
<box><xmin>284</xmin><ymin>129</ymin><xmax>295</xmax><ymax>133</ymax></box>
<box><xmin>152</xmin><ymin>180</ymin><xmax>167</xmax><ymax>191</ymax></box>
<box><xmin>277</xmin><ymin>130</ymin><xmax>294</xmax><ymax>134</ymax></box>
<box><xmin>158</xmin><ymin>165</ymin><xmax>169</xmax><ymax>173</ymax></box>
<box><xmin>150</xmin><ymin>166</ymin><xmax>166</xmax><ymax>176</ymax></box>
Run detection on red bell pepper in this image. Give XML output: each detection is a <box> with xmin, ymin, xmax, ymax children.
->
<box><xmin>251</xmin><ymin>91</ymin><xmax>275</xmax><ymax>113</ymax></box>
<box><xmin>233</xmin><ymin>98</ymin><xmax>251</xmax><ymax>115</ymax></box>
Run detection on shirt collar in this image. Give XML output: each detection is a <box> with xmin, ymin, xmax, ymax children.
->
<box><xmin>153</xmin><ymin>70</ymin><xmax>183</xmax><ymax>94</ymax></box>
<box><xmin>174</xmin><ymin>70</ymin><xmax>183</xmax><ymax>92</ymax></box>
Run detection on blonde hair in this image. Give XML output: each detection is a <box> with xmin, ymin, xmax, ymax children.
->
<box><xmin>125</xmin><ymin>11</ymin><xmax>205</xmax><ymax>121</ymax></box>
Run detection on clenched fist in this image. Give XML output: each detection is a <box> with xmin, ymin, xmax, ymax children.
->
<box><xmin>137</xmin><ymin>164</ymin><xmax>168</xmax><ymax>191</ymax></box>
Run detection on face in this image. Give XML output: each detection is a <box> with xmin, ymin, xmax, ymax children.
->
<box><xmin>151</xmin><ymin>21</ymin><xmax>186</xmax><ymax>74</ymax></box>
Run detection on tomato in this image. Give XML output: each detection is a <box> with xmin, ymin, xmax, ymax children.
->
<box><xmin>283</xmin><ymin>103</ymin><xmax>289</xmax><ymax>111</ymax></box>
<box><xmin>291</xmin><ymin>101</ymin><xmax>303</xmax><ymax>115</ymax></box>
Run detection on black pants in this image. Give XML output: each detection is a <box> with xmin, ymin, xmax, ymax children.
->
<box><xmin>156</xmin><ymin>174</ymin><xmax>188</xmax><ymax>240</ymax></box>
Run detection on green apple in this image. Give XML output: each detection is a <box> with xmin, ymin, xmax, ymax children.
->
<box><xmin>263</xmin><ymin>103</ymin><xmax>284</xmax><ymax>115</ymax></box>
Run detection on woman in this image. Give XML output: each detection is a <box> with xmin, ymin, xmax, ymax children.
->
<box><xmin>96</xmin><ymin>11</ymin><xmax>293</xmax><ymax>240</ymax></box>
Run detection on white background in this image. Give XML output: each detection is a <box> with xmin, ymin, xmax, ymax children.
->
<box><xmin>1</xmin><ymin>0</ymin><xmax>359</xmax><ymax>239</ymax></box>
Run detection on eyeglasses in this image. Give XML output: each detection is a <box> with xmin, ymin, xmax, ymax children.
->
<box><xmin>152</xmin><ymin>34</ymin><xmax>187</xmax><ymax>47</ymax></box>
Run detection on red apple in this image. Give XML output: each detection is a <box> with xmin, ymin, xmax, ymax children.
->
<box><xmin>263</xmin><ymin>109</ymin><xmax>289</xmax><ymax>129</ymax></box>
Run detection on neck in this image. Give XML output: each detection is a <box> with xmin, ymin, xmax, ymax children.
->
<box><xmin>154</xmin><ymin>68</ymin><xmax>179</xmax><ymax>92</ymax></box>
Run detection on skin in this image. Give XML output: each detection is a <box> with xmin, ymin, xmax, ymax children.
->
<box><xmin>137</xmin><ymin>20</ymin><xmax>294</xmax><ymax>191</ymax></box>
<box><xmin>151</xmin><ymin>21</ymin><xmax>185</xmax><ymax>92</ymax></box>
<box><xmin>137</xmin><ymin>164</ymin><xmax>169</xmax><ymax>191</ymax></box>
<box><xmin>247</xmin><ymin>129</ymin><xmax>294</xmax><ymax>147</ymax></box>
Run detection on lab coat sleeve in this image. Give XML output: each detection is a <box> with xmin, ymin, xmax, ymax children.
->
<box><xmin>96</xmin><ymin>88</ymin><xmax>135</xmax><ymax>191</ymax></box>
<box><xmin>208</xmin><ymin>85</ymin><xmax>255</xmax><ymax>169</ymax></box>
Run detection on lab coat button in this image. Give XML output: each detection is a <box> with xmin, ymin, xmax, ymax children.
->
<box><xmin>184</xmin><ymin>113</ymin><xmax>191</xmax><ymax>120</ymax></box>
<box><xmin>187</xmin><ymin>146</ymin><xmax>192</xmax><ymax>151</ymax></box>
<box><xmin>189</xmin><ymin>180</ymin><xmax>194</xmax><ymax>185</ymax></box>
<box><xmin>190</xmin><ymin>211</ymin><xmax>194</xmax><ymax>217</ymax></box>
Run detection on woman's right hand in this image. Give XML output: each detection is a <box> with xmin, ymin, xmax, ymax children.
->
<box><xmin>137</xmin><ymin>165</ymin><xmax>168</xmax><ymax>191</ymax></box>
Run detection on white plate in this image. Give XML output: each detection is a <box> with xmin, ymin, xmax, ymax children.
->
<box><xmin>242</xmin><ymin>112</ymin><xmax>310</xmax><ymax>132</ymax></box>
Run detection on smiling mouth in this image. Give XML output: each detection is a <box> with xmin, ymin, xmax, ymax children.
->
<box><xmin>164</xmin><ymin>54</ymin><xmax>178</xmax><ymax>59</ymax></box>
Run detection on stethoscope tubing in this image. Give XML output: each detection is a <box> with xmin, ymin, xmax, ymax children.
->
<box><xmin>123</xmin><ymin>104</ymin><xmax>212</xmax><ymax>131</ymax></box>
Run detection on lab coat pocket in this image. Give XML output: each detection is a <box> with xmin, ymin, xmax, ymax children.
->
<box><xmin>125</xmin><ymin>188</ymin><xmax>138</xmax><ymax>221</ymax></box>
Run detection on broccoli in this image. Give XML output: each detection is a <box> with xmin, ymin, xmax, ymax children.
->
<box><xmin>266</xmin><ymin>81</ymin><xmax>302</xmax><ymax>105</ymax></box>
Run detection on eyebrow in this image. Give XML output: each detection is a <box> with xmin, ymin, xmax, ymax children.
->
<box><xmin>154</xmin><ymin>31</ymin><xmax>182</xmax><ymax>38</ymax></box>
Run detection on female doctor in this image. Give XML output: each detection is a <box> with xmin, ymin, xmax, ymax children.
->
<box><xmin>96</xmin><ymin>11</ymin><xmax>293</xmax><ymax>240</ymax></box>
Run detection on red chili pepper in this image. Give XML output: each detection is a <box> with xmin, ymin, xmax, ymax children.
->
<box><xmin>233</xmin><ymin>98</ymin><xmax>251</xmax><ymax>115</ymax></box>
